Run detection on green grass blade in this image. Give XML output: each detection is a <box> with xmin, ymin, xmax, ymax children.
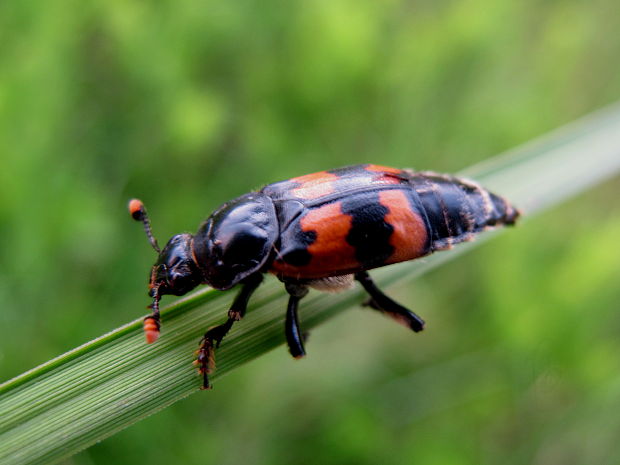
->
<box><xmin>1</xmin><ymin>103</ymin><xmax>620</xmax><ymax>465</ymax></box>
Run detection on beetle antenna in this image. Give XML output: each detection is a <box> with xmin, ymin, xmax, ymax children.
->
<box><xmin>144</xmin><ymin>287</ymin><xmax>161</xmax><ymax>344</ymax></box>
<box><xmin>128</xmin><ymin>198</ymin><xmax>161</xmax><ymax>253</ymax></box>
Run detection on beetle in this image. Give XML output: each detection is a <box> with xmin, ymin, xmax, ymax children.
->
<box><xmin>130</xmin><ymin>164</ymin><xmax>519</xmax><ymax>389</ymax></box>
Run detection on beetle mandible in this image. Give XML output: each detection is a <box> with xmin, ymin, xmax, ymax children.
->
<box><xmin>130</xmin><ymin>164</ymin><xmax>519</xmax><ymax>389</ymax></box>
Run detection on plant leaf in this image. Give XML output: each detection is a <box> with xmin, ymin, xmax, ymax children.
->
<box><xmin>2</xmin><ymin>103</ymin><xmax>620</xmax><ymax>465</ymax></box>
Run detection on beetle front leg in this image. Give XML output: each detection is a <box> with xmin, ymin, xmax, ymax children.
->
<box><xmin>228</xmin><ymin>274</ymin><xmax>263</xmax><ymax>320</ymax></box>
<box><xmin>284</xmin><ymin>282</ymin><xmax>309</xmax><ymax>359</ymax></box>
<box><xmin>355</xmin><ymin>271</ymin><xmax>425</xmax><ymax>332</ymax></box>
<box><xmin>195</xmin><ymin>274</ymin><xmax>263</xmax><ymax>389</ymax></box>
<box><xmin>195</xmin><ymin>319</ymin><xmax>232</xmax><ymax>389</ymax></box>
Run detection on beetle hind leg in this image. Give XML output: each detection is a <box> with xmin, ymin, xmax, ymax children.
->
<box><xmin>354</xmin><ymin>271</ymin><xmax>425</xmax><ymax>332</ymax></box>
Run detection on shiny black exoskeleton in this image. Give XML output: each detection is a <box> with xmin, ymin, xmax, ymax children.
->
<box><xmin>130</xmin><ymin>164</ymin><xmax>519</xmax><ymax>389</ymax></box>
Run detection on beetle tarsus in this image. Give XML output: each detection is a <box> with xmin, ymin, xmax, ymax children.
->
<box><xmin>196</xmin><ymin>335</ymin><xmax>217</xmax><ymax>389</ymax></box>
<box><xmin>355</xmin><ymin>271</ymin><xmax>425</xmax><ymax>332</ymax></box>
<box><xmin>197</xmin><ymin>348</ymin><xmax>214</xmax><ymax>390</ymax></box>
<box><xmin>196</xmin><ymin>318</ymin><xmax>233</xmax><ymax>384</ymax></box>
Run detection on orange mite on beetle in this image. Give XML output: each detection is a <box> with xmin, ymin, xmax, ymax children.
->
<box><xmin>130</xmin><ymin>164</ymin><xmax>519</xmax><ymax>389</ymax></box>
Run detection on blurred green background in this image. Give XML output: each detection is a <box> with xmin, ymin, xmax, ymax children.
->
<box><xmin>2</xmin><ymin>0</ymin><xmax>620</xmax><ymax>464</ymax></box>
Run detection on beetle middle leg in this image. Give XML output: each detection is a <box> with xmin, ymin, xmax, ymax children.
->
<box><xmin>195</xmin><ymin>274</ymin><xmax>263</xmax><ymax>389</ymax></box>
<box><xmin>284</xmin><ymin>281</ymin><xmax>309</xmax><ymax>359</ymax></box>
<box><xmin>354</xmin><ymin>271</ymin><xmax>425</xmax><ymax>332</ymax></box>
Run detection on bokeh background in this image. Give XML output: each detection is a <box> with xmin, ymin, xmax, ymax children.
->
<box><xmin>2</xmin><ymin>0</ymin><xmax>620</xmax><ymax>464</ymax></box>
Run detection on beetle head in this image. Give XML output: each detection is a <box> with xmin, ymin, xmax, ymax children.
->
<box><xmin>149</xmin><ymin>233</ymin><xmax>202</xmax><ymax>298</ymax></box>
<box><xmin>129</xmin><ymin>199</ymin><xmax>203</xmax><ymax>312</ymax></box>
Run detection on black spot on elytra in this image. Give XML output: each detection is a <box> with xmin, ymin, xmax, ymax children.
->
<box><xmin>278</xmin><ymin>223</ymin><xmax>316</xmax><ymax>267</ymax></box>
<box><xmin>341</xmin><ymin>193</ymin><xmax>394</xmax><ymax>269</ymax></box>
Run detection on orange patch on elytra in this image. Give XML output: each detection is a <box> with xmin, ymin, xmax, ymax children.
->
<box><xmin>375</xmin><ymin>174</ymin><xmax>404</xmax><ymax>185</ymax></box>
<box><xmin>365</xmin><ymin>164</ymin><xmax>404</xmax><ymax>175</ymax></box>
<box><xmin>379</xmin><ymin>190</ymin><xmax>428</xmax><ymax>264</ymax></box>
<box><xmin>290</xmin><ymin>171</ymin><xmax>339</xmax><ymax>200</ymax></box>
<box><xmin>301</xmin><ymin>202</ymin><xmax>358</xmax><ymax>273</ymax></box>
<box><xmin>271</xmin><ymin>202</ymin><xmax>359</xmax><ymax>278</ymax></box>
<box><xmin>365</xmin><ymin>165</ymin><xmax>407</xmax><ymax>186</ymax></box>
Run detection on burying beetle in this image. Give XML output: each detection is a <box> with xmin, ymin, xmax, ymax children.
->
<box><xmin>130</xmin><ymin>164</ymin><xmax>519</xmax><ymax>389</ymax></box>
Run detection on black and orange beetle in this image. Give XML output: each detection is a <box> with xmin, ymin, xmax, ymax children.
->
<box><xmin>130</xmin><ymin>164</ymin><xmax>519</xmax><ymax>389</ymax></box>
